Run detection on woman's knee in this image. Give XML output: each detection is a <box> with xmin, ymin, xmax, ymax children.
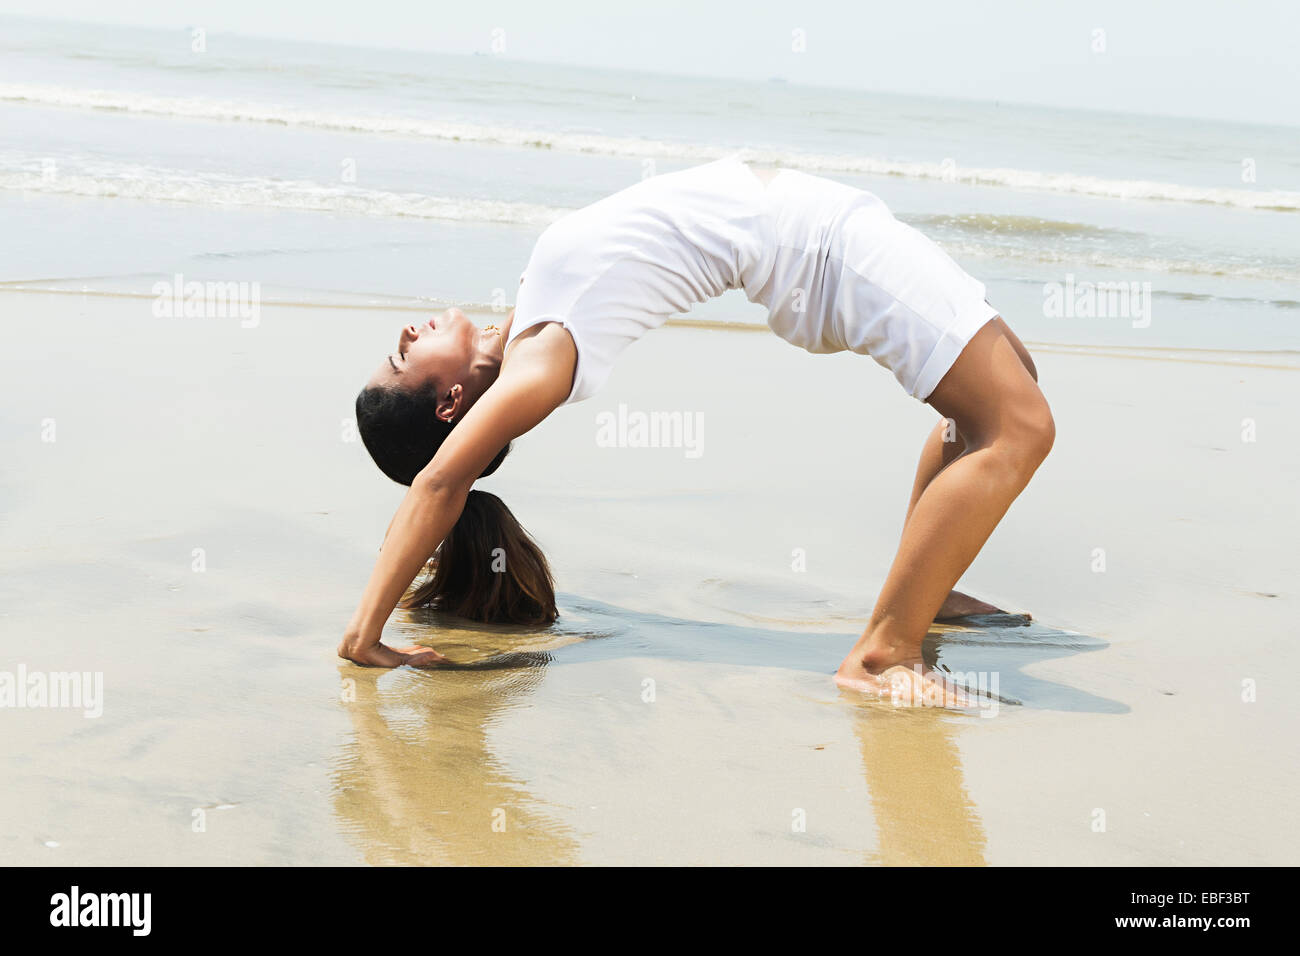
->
<box><xmin>1008</xmin><ymin>393</ymin><xmax>1055</xmax><ymax>467</ymax></box>
<box><xmin>930</xmin><ymin>320</ymin><xmax>1053</xmax><ymax>463</ymax></box>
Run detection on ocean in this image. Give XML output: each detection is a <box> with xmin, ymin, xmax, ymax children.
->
<box><xmin>2</xmin><ymin>14</ymin><xmax>1298</xmax><ymax>353</ymax></box>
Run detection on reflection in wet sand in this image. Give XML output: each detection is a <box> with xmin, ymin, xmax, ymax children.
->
<box><xmin>842</xmin><ymin>615</ymin><xmax>1112</xmax><ymax>864</ymax></box>
<box><xmin>331</xmin><ymin>618</ymin><xmax>594</xmax><ymax>865</ymax></box>
<box><xmin>849</xmin><ymin>706</ymin><xmax>987</xmax><ymax>865</ymax></box>
<box><xmin>330</xmin><ymin>601</ymin><xmax>1108</xmax><ymax>865</ymax></box>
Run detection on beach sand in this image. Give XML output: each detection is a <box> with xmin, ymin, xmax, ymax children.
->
<box><xmin>1</xmin><ymin>288</ymin><xmax>1296</xmax><ymax>865</ymax></box>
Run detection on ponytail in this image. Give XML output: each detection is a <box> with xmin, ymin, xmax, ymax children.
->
<box><xmin>400</xmin><ymin>489</ymin><xmax>558</xmax><ymax>626</ymax></box>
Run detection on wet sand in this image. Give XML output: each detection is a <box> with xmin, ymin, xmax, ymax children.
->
<box><xmin>1</xmin><ymin>289</ymin><xmax>1296</xmax><ymax>865</ymax></box>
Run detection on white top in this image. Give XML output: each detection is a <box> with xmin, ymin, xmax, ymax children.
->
<box><xmin>509</xmin><ymin>154</ymin><xmax>989</xmax><ymax>403</ymax></box>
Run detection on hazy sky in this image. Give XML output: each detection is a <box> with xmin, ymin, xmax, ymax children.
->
<box><xmin>2</xmin><ymin>0</ymin><xmax>1296</xmax><ymax>125</ymax></box>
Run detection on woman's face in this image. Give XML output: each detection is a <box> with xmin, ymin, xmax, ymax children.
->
<box><xmin>368</xmin><ymin>308</ymin><xmax>496</xmax><ymax>394</ymax></box>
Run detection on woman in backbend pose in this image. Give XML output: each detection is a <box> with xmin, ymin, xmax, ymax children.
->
<box><xmin>340</xmin><ymin>155</ymin><xmax>1054</xmax><ymax>700</ymax></box>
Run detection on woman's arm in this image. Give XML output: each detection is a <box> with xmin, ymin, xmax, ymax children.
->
<box><xmin>339</xmin><ymin>322</ymin><xmax>577</xmax><ymax>667</ymax></box>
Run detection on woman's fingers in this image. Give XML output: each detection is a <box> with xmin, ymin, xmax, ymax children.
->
<box><xmin>352</xmin><ymin>642</ymin><xmax>410</xmax><ymax>667</ymax></box>
<box><xmin>338</xmin><ymin>640</ymin><xmax>447</xmax><ymax>668</ymax></box>
<box><xmin>397</xmin><ymin>645</ymin><xmax>448</xmax><ymax>667</ymax></box>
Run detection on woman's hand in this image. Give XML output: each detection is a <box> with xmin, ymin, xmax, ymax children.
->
<box><xmin>338</xmin><ymin>632</ymin><xmax>448</xmax><ymax>668</ymax></box>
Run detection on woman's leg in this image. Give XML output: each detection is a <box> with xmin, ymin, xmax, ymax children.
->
<box><xmin>904</xmin><ymin>417</ymin><xmax>965</xmax><ymax>523</ymax></box>
<box><xmin>836</xmin><ymin>317</ymin><xmax>1054</xmax><ymax>696</ymax></box>
<box><xmin>905</xmin><ymin>419</ymin><xmax>1003</xmax><ymax>619</ymax></box>
<box><xmin>907</xmin><ymin>317</ymin><xmax>1038</xmax><ymax>620</ymax></box>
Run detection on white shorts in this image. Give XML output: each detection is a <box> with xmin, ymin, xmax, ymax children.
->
<box><xmin>757</xmin><ymin>170</ymin><xmax>999</xmax><ymax>401</ymax></box>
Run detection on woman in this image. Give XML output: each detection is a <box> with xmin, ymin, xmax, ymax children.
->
<box><xmin>339</xmin><ymin>155</ymin><xmax>1055</xmax><ymax>701</ymax></box>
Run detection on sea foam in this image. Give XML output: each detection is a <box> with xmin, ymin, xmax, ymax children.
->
<box><xmin>4</xmin><ymin>83</ymin><xmax>1297</xmax><ymax>212</ymax></box>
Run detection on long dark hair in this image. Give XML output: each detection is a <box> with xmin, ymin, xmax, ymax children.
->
<box><xmin>355</xmin><ymin>383</ymin><xmax>557</xmax><ymax>626</ymax></box>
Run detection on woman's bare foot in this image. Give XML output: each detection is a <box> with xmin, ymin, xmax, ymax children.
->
<box><xmin>834</xmin><ymin>656</ymin><xmax>974</xmax><ymax>708</ymax></box>
<box><xmin>934</xmin><ymin>589</ymin><xmax>1004</xmax><ymax>620</ymax></box>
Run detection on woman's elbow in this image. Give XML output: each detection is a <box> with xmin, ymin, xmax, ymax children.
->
<box><xmin>415</xmin><ymin>466</ymin><xmax>471</xmax><ymax>500</ymax></box>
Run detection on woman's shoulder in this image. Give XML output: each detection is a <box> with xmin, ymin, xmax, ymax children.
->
<box><xmin>501</xmin><ymin>318</ymin><xmax>582</xmax><ymax>405</ymax></box>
